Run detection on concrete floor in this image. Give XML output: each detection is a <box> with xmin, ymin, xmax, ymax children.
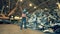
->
<box><xmin>0</xmin><ymin>24</ymin><xmax>44</xmax><ymax>34</ymax></box>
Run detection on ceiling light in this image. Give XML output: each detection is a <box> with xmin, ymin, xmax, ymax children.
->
<box><xmin>29</xmin><ymin>3</ymin><xmax>32</xmax><ymax>7</ymax></box>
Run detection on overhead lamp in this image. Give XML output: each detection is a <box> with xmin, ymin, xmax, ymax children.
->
<box><xmin>14</xmin><ymin>16</ymin><xmax>20</xmax><ymax>19</ymax></box>
<box><xmin>58</xmin><ymin>4</ymin><xmax>60</xmax><ymax>9</ymax></box>
<box><xmin>19</xmin><ymin>0</ymin><xmax>23</xmax><ymax>2</ymax></box>
<box><xmin>56</xmin><ymin>2</ymin><xmax>59</xmax><ymax>4</ymax></box>
<box><xmin>34</xmin><ymin>6</ymin><xmax>37</xmax><ymax>9</ymax></box>
<box><xmin>7</xmin><ymin>6</ymin><xmax>9</xmax><ymax>8</ymax></box>
<box><xmin>29</xmin><ymin>3</ymin><xmax>32</xmax><ymax>7</ymax></box>
<box><xmin>56</xmin><ymin>2</ymin><xmax>60</xmax><ymax>9</ymax></box>
<box><xmin>11</xmin><ymin>16</ymin><xmax>13</xmax><ymax>18</ymax></box>
<box><xmin>44</xmin><ymin>8</ymin><xmax>48</xmax><ymax>10</ymax></box>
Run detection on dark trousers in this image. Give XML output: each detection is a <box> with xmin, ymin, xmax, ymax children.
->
<box><xmin>20</xmin><ymin>17</ymin><xmax>27</xmax><ymax>29</ymax></box>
